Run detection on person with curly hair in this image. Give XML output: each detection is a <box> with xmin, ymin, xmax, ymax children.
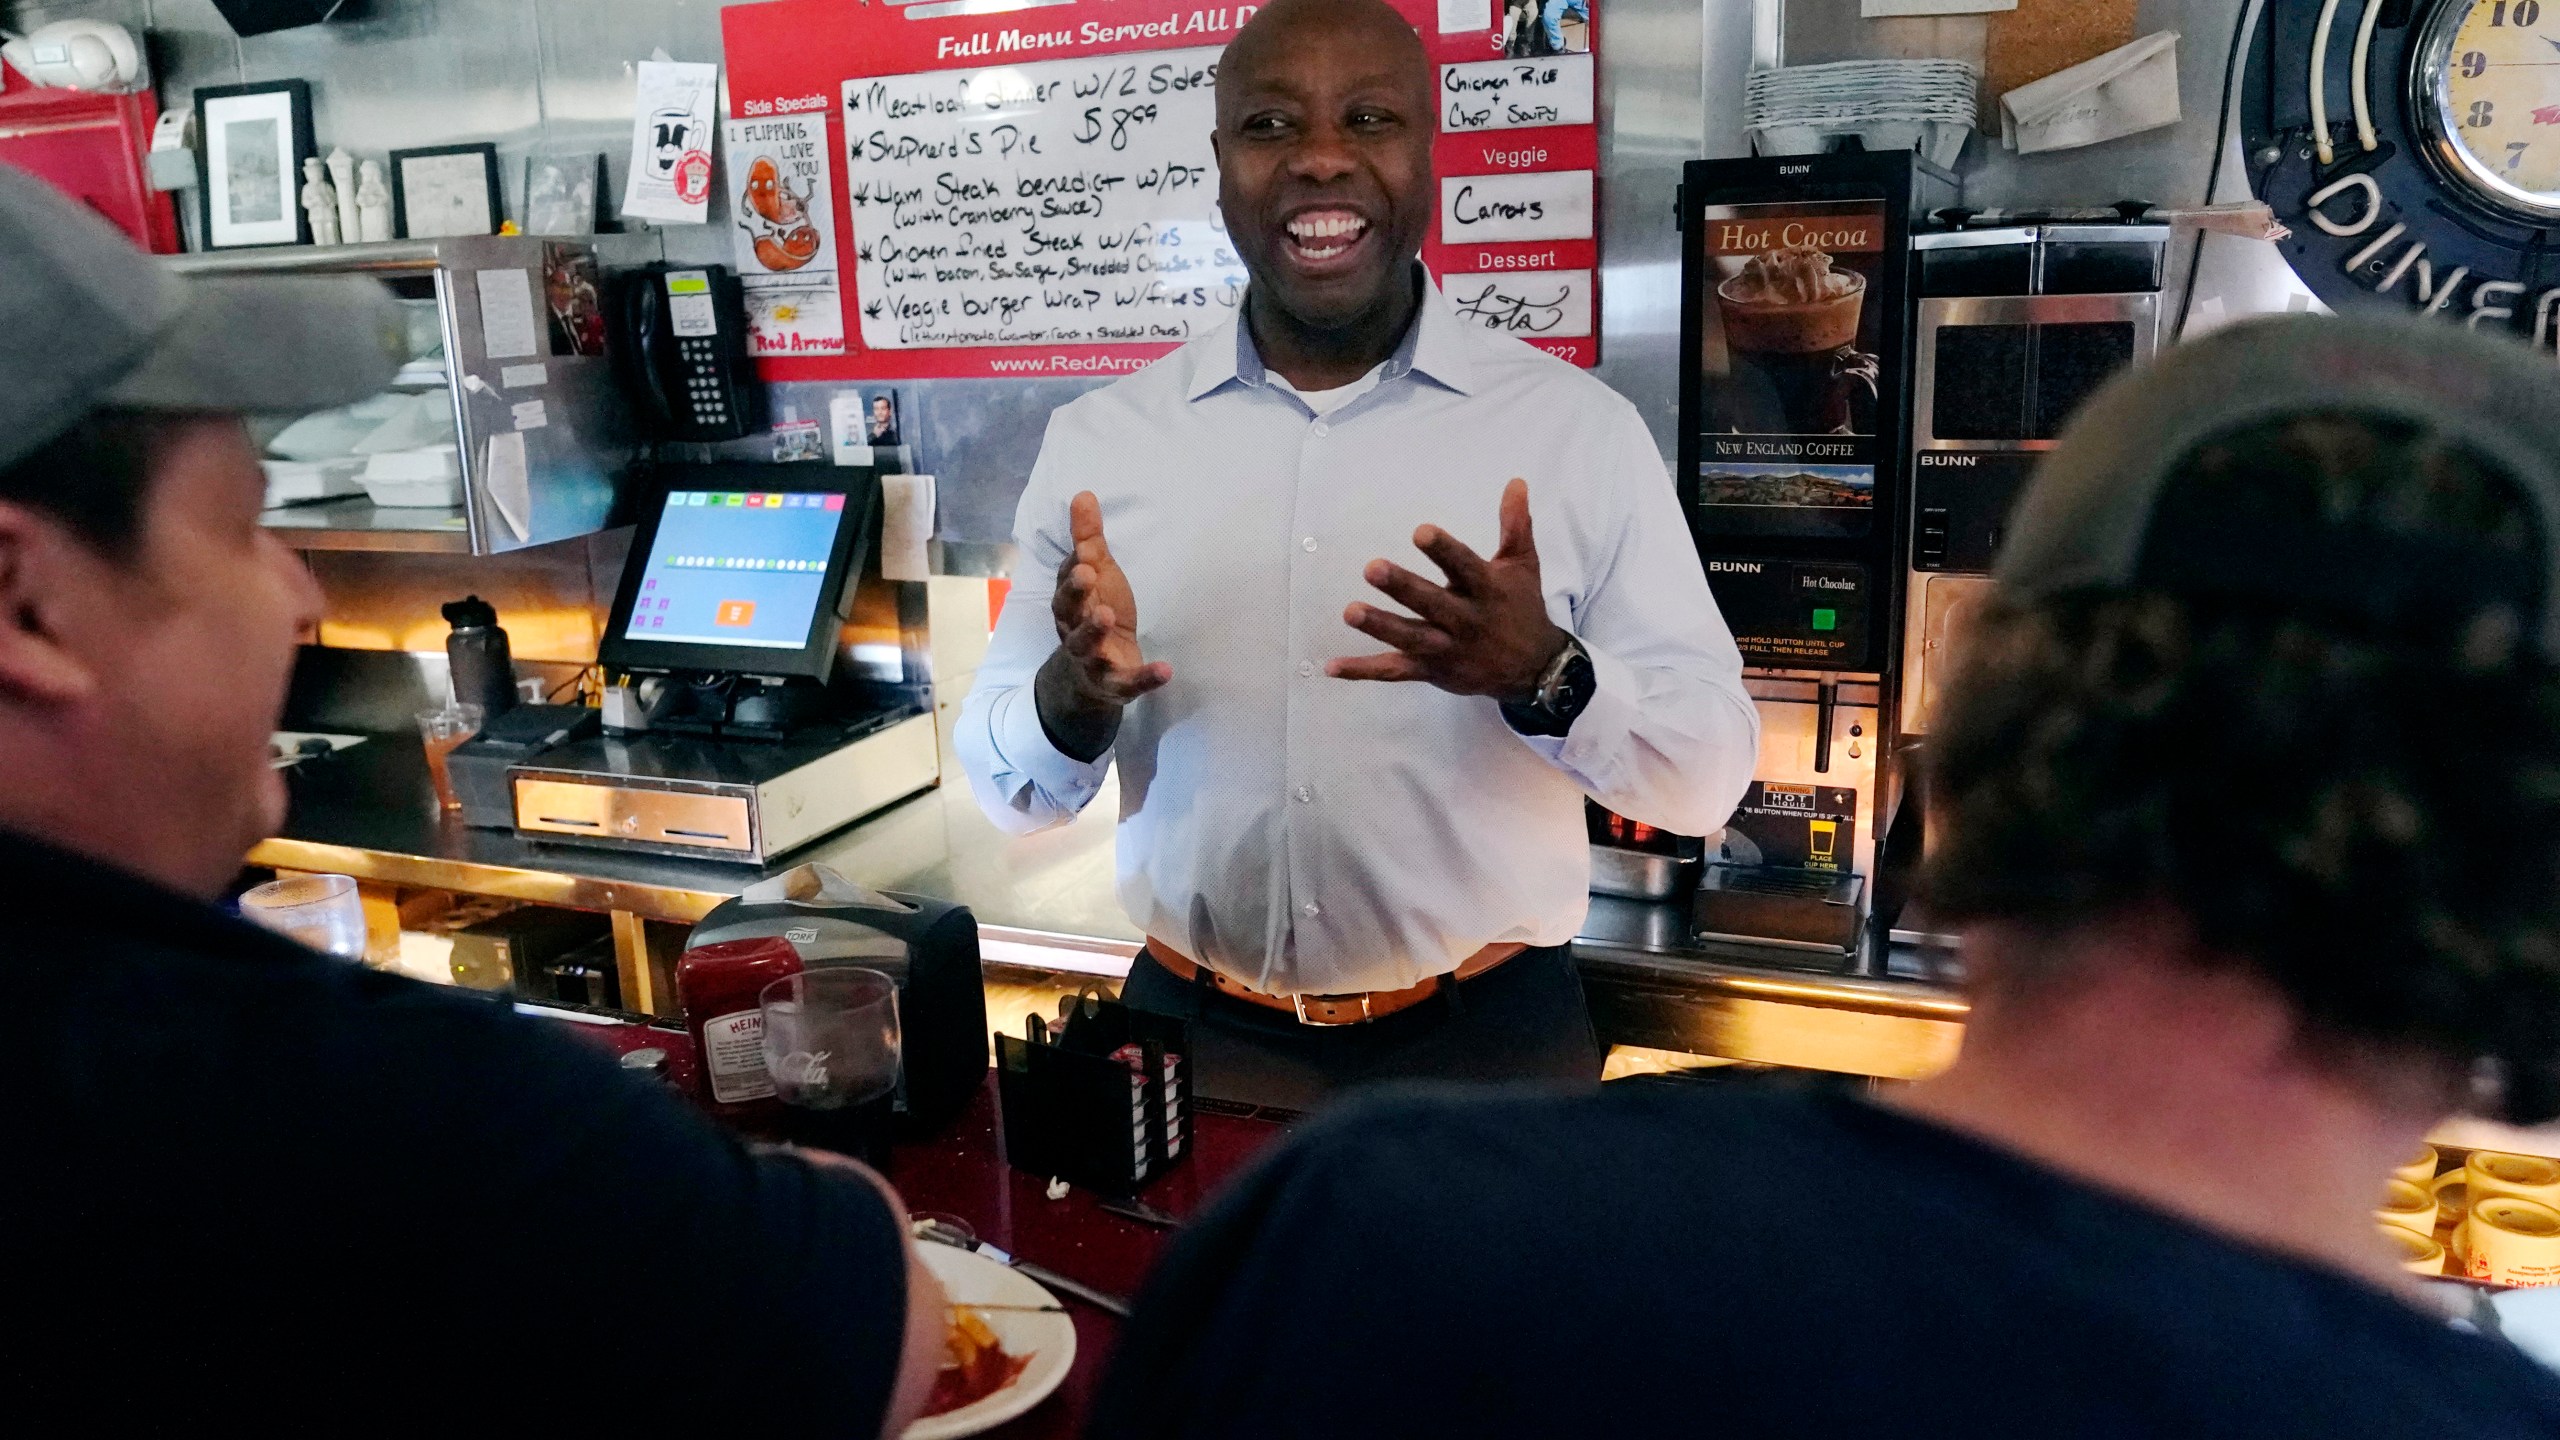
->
<box><xmin>1088</xmin><ymin>314</ymin><xmax>2560</xmax><ymax>1439</ymax></box>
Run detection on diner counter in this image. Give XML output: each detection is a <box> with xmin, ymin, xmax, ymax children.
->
<box><xmin>252</xmin><ymin>730</ymin><xmax>1971</xmax><ymax>1079</ymax></box>
<box><xmin>554</xmin><ymin>1009</ymin><xmax>1289</xmax><ymax>1439</ymax></box>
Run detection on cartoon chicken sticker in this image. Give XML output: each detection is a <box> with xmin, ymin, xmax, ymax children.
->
<box><xmin>740</xmin><ymin>157</ymin><xmax>823</xmax><ymax>272</ymax></box>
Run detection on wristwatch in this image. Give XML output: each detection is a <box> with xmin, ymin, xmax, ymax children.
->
<box><xmin>1501</xmin><ymin>635</ymin><xmax>1597</xmax><ymax>738</ymax></box>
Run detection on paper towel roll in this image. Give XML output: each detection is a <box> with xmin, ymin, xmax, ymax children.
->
<box><xmin>2468</xmin><ymin>1196</ymin><xmax>2560</xmax><ymax>1287</ymax></box>
<box><xmin>2378</xmin><ymin>1223</ymin><xmax>2446</xmax><ymax>1276</ymax></box>
<box><xmin>2392</xmin><ymin>1144</ymin><xmax>2439</xmax><ymax>1187</ymax></box>
<box><xmin>2376</xmin><ymin>1178</ymin><xmax>2437</xmax><ymax>1239</ymax></box>
<box><xmin>2467</xmin><ymin>1151</ymin><xmax>2560</xmax><ymax>1210</ymax></box>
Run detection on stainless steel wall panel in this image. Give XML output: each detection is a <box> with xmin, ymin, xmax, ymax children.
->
<box><xmin>1588</xmin><ymin>0</ymin><xmax>1704</xmax><ymax>459</ymax></box>
<box><xmin>10</xmin><ymin>0</ymin><xmax>2298</xmax><ymax>571</ymax></box>
<box><xmin>534</xmin><ymin>0</ymin><xmax>734</xmax><ymax>265</ymax></box>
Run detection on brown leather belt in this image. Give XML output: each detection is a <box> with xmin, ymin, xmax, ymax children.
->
<box><xmin>1143</xmin><ymin>938</ymin><xmax>1525</xmax><ymax>1027</ymax></box>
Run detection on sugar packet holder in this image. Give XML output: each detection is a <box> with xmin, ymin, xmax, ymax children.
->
<box><xmin>995</xmin><ymin>996</ymin><xmax>1193</xmax><ymax>1195</ymax></box>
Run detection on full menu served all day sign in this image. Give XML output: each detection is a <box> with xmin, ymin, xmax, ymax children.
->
<box><xmin>719</xmin><ymin>0</ymin><xmax>1604</xmax><ymax>379</ymax></box>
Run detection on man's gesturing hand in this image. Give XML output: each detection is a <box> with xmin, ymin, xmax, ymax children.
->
<box><xmin>1330</xmin><ymin>478</ymin><xmax>1568</xmax><ymax>700</ymax></box>
<box><xmin>1035</xmin><ymin>490</ymin><xmax>1168</xmax><ymax>762</ymax></box>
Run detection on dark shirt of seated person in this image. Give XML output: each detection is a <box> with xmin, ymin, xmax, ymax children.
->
<box><xmin>1088</xmin><ymin>315</ymin><xmax>2560</xmax><ymax>1440</ymax></box>
<box><xmin>0</xmin><ymin>168</ymin><xmax>941</xmax><ymax>1431</ymax></box>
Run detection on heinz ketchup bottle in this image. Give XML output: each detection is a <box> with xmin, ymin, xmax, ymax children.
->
<box><xmin>675</xmin><ymin>937</ymin><xmax>802</xmax><ymax>1127</ymax></box>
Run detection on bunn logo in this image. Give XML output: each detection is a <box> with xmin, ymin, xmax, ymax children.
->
<box><xmin>1708</xmin><ymin>560</ymin><xmax>1766</xmax><ymax>574</ymax></box>
<box><xmin>1919</xmin><ymin>454</ymin><xmax>1978</xmax><ymax>466</ymax></box>
<box><xmin>1778</xmin><ymin>165</ymin><xmax>1811</xmax><ymax>175</ymax></box>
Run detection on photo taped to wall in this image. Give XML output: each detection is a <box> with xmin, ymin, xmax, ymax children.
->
<box><xmin>1503</xmin><ymin>0</ymin><xmax>1592</xmax><ymax>57</ymax></box>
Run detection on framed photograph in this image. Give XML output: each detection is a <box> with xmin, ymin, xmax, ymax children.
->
<box><xmin>524</xmin><ymin>151</ymin><xmax>607</xmax><ymax>236</ymax></box>
<box><xmin>194</xmin><ymin>80</ymin><xmax>317</xmax><ymax>250</ymax></box>
<box><xmin>390</xmin><ymin>143</ymin><xmax>503</xmax><ymax>239</ymax></box>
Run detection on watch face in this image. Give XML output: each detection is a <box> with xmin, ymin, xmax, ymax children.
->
<box><xmin>2412</xmin><ymin>0</ymin><xmax>2560</xmax><ymax>222</ymax></box>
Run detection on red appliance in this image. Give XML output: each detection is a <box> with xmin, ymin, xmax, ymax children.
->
<box><xmin>0</xmin><ymin>60</ymin><xmax>179</xmax><ymax>253</ymax></box>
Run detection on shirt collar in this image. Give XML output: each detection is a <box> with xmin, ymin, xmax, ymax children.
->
<box><xmin>1185</xmin><ymin>267</ymin><xmax>1479</xmax><ymax>402</ymax></box>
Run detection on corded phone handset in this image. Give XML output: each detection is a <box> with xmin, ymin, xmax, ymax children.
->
<box><xmin>612</xmin><ymin>263</ymin><xmax>767</xmax><ymax>442</ymax></box>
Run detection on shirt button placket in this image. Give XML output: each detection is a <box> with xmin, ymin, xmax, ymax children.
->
<box><xmin>1285</xmin><ymin>413</ymin><xmax>1330</xmax><ymax>948</ymax></box>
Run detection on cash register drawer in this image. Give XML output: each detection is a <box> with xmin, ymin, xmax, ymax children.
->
<box><xmin>514</xmin><ymin>780</ymin><xmax>756</xmax><ymax>853</ymax></box>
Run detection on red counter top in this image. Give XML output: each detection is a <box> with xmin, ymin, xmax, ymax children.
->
<box><xmin>558</xmin><ymin>1009</ymin><xmax>1290</xmax><ymax>1437</ymax></box>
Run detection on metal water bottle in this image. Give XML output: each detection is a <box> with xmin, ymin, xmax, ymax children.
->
<box><xmin>441</xmin><ymin>595</ymin><xmax>518</xmax><ymax>717</ymax></box>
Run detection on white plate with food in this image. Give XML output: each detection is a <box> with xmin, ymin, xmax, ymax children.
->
<box><xmin>905</xmin><ymin>1241</ymin><xmax>1077</xmax><ymax>1439</ymax></box>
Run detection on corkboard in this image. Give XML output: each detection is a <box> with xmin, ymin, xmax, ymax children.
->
<box><xmin>1983</xmin><ymin>0</ymin><xmax>2138</xmax><ymax>125</ymax></box>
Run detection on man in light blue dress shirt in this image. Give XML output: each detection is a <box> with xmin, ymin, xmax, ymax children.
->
<box><xmin>956</xmin><ymin>0</ymin><xmax>1758</xmax><ymax>1107</ymax></box>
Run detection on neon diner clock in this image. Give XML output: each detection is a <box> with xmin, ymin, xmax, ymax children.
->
<box><xmin>2245</xmin><ymin>0</ymin><xmax>2559</xmax><ymax>346</ymax></box>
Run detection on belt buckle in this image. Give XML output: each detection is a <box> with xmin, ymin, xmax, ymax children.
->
<box><xmin>1291</xmin><ymin>991</ymin><xmax>1373</xmax><ymax>1027</ymax></box>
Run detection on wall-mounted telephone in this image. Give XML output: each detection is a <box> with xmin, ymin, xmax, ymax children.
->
<box><xmin>611</xmin><ymin>263</ymin><xmax>767</xmax><ymax>442</ymax></box>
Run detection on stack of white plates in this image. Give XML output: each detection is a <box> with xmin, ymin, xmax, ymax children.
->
<box><xmin>1746</xmin><ymin>59</ymin><xmax>1977</xmax><ymax>167</ymax></box>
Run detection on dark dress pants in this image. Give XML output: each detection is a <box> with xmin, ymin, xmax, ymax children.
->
<box><xmin>1117</xmin><ymin>943</ymin><xmax>1603</xmax><ymax>1113</ymax></box>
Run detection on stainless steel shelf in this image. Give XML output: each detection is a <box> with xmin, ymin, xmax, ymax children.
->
<box><xmin>167</xmin><ymin>239</ymin><xmax>444</xmax><ymax>276</ymax></box>
<box><xmin>260</xmin><ymin>498</ymin><xmax>473</xmax><ymax>553</ymax></box>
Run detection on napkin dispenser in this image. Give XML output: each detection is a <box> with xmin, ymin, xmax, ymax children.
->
<box><xmin>684</xmin><ymin>863</ymin><xmax>988</xmax><ymax>1135</ymax></box>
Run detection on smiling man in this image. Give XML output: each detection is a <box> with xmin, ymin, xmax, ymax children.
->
<box><xmin>957</xmin><ymin>0</ymin><xmax>1757</xmax><ymax>1106</ymax></box>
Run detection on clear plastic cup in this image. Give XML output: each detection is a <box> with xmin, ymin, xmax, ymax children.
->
<box><xmin>416</xmin><ymin>703</ymin><xmax>485</xmax><ymax>810</ymax></box>
<box><xmin>240</xmin><ymin>873</ymin><xmax>369</xmax><ymax>961</ymax></box>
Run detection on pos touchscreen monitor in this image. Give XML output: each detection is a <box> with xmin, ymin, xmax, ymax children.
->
<box><xmin>599</xmin><ymin>464</ymin><xmax>879</xmax><ymax>684</ymax></box>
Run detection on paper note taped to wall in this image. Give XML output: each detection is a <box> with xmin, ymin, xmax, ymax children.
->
<box><xmin>1440</xmin><ymin>169</ymin><xmax>1594</xmax><ymax>244</ymax></box>
<box><xmin>485</xmin><ymin>430</ymin><xmax>532</xmax><ymax>543</ymax></box>
<box><xmin>1861</xmin><ymin>0</ymin><xmax>2016</xmax><ymax>15</ymax></box>
<box><xmin>474</xmin><ymin>268</ymin><xmax>540</xmax><ymax>361</ymax></box>
<box><xmin>1438</xmin><ymin>0</ymin><xmax>1489</xmax><ymax>33</ymax></box>
<box><xmin>623</xmin><ymin>60</ymin><xmax>720</xmax><ymax>224</ymax></box>
<box><xmin>1439</xmin><ymin>54</ymin><xmax>1595</xmax><ymax>133</ymax></box>
<box><xmin>1441</xmin><ymin>269</ymin><xmax>1594</xmax><ymax>339</ymax></box>
<box><xmin>880</xmin><ymin>473</ymin><xmax>935</xmax><ymax>583</ymax></box>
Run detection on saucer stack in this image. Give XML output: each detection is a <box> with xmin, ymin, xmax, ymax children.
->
<box><xmin>1745</xmin><ymin>59</ymin><xmax>1977</xmax><ymax>168</ymax></box>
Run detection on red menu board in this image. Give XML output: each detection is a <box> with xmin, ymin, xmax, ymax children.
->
<box><xmin>718</xmin><ymin>0</ymin><xmax>1600</xmax><ymax>380</ymax></box>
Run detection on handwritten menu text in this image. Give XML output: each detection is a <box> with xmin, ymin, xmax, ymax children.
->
<box><xmin>841</xmin><ymin>47</ymin><xmax>1246</xmax><ymax>350</ymax></box>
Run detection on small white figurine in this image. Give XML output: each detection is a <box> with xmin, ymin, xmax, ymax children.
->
<box><xmin>326</xmin><ymin>146</ymin><xmax>361</xmax><ymax>245</ymax></box>
<box><xmin>355</xmin><ymin>159</ymin><xmax>393</xmax><ymax>242</ymax></box>
<box><xmin>300</xmin><ymin>157</ymin><xmax>341</xmax><ymax>246</ymax></box>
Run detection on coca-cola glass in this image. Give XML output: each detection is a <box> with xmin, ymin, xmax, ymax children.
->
<box><xmin>760</xmin><ymin>968</ymin><xmax>901</xmax><ymax>1164</ymax></box>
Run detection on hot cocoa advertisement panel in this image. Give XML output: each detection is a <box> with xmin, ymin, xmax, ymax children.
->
<box><xmin>1695</xmin><ymin>199</ymin><xmax>1887</xmax><ymax>540</ymax></box>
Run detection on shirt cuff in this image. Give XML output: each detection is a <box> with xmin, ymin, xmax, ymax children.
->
<box><xmin>1511</xmin><ymin>640</ymin><xmax>1639</xmax><ymax>790</ymax></box>
<box><xmin>989</xmin><ymin>681</ymin><xmax>1113</xmax><ymax>809</ymax></box>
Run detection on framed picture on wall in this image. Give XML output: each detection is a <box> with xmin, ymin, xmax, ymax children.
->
<box><xmin>389</xmin><ymin>143</ymin><xmax>503</xmax><ymax>239</ymax></box>
<box><xmin>193</xmin><ymin>80</ymin><xmax>317</xmax><ymax>249</ymax></box>
<box><xmin>524</xmin><ymin>151</ymin><xmax>608</xmax><ymax>236</ymax></box>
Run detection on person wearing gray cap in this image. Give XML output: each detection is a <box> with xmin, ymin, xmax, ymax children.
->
<box><xmin>1088</xmin><ymin>313</ymin><xmax>2560</xmax><ymax>1440</ymax></box>
<box><xmin>0</xmin><ymin>168</ymin><xmax>941</xmax><ymax>1430</ymax></box>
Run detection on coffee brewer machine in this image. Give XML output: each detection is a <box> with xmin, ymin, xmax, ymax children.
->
<box><xmin>1881</xmin><ymin>220</ymin><xmax>2170</xmax><ymax>941</ymax></box>
<box><xmin>1898</xmin><ymin>221</ymin><xmax>2172</xmax><ymax>741</ymax></box>
<box><xmin>1676</xmin><ymin>151</ymin><xmax>1952</xmax><ymax>964</ymax></box>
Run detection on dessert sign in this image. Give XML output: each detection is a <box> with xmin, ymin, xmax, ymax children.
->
<box><xmin>717</xmin><ymin>0</ymin><xmax>1603</xmax><ymax>380</ymax></box>
<box><xmin>1693</xmin><ymin>199</ymin><xmax>1888</xmax><ymax>541</ymax></box>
